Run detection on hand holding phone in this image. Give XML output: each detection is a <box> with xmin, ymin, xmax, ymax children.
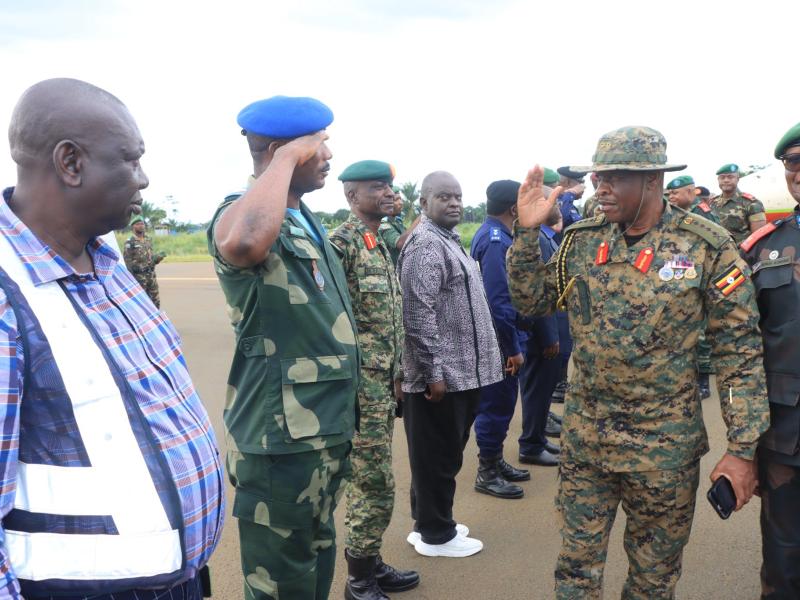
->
<box><xmin>707</xmin><ymin>476</ymin><xmax>737</xmax><ymax>520</ymax></box>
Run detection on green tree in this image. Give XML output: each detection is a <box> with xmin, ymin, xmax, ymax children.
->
<box><xmin>333</xmin><ymin>208</ymin><xmax>351</xmax><ymax>223</ymax></box>
<box><xmin>140</xmin><ymin>200</ymin><xmax>167</xmax><ymax>226</ymax></box>
<box><xmin>399</xmin><ymin>181</ymin><xmax>420</xmax><ymax>225</ymax></box>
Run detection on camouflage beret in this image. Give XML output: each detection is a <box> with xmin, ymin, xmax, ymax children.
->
<box><xmin>543</xmin><ymin>168</ymin><xmax>560</xmax><ymax>186</ymax></box>
<box><xmin>666</xmin><ymin>175</ymin><xmax>695</xmax><ymax>190</ymax></box>
<box><xmin>338</xmin><ymin>160</ymin><xmax>396</xmax><ymax>184</ymax></box>
<box><xmin>130</xmin><ymin>215</ymin><xmax>144</xmax><ymax>226</ymax></box>
<box><xmin>774</xmin><ymin>122</ymin><xmax>800</xmax><ymax>159</ymax></box>
<box><xmin>571</xmin><ymin>126</ymin><xmax>686</xmax><ymax>173</ymax></box>
<box><xmin>716</xmin><ymin>163</ymin><xmax>739</xmax><ymax>175</ymax></box>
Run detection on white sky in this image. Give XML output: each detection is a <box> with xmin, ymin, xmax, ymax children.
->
<box><xmin>1</xmin><ymin>0</ymin><xmax>799</xmax><ymax>222</ymax></box>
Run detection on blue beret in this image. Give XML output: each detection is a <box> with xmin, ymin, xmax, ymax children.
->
<box><xmin>237</xmin><ymin>96</ymin><xmax>333</xmax><ymax>138</ymax></box>
<box><xmin>339</xmin><ymin>160</ymin><xmax>395</xmax><ymax>184</ymax></box>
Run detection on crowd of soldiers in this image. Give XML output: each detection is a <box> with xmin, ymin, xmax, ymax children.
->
<box><xmin>1</xmin><ymin>77</ymin><xmax>798</xmax><ymax>600</ymax></box>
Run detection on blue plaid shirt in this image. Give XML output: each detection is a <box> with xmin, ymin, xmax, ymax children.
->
<box><xmin>0</xmin><ymin>198</ymin><xmax>224</xmax><ymax>597</ymax></box>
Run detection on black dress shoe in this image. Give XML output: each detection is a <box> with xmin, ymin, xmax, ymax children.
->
<box><xmin>375</xmin><ymin>555</ymin><xmax>420</xmax><ymax>593</ymax></box>
<box><xmin>549</xmin><ymin>411</ymin><xmax>563</xmax><ymax>424</ymax></box>
<box><xmin>545</xmin><ymin>414</ymin><xmax>562</xmax><ymax>437</ymax></box>
<box><xmin>545</xmin><ymin>440</ymin><xmax>561</xmax><ymax>455</ymax></box>
<box><xmin>519</xmin><ymin>449</ymin><xmax>559</xmax><ymax>467</ymax></box>
<box><xmin>498</xmin><ymin>458</ymin><xmax>531</xmax><ymax>482</ymax></box>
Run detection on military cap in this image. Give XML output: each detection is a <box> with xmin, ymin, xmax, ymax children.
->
<box><xmin>130</xmin><ymin>214</ymin><xmax>144</xmax><ymax>226</ymax></box>
<box><xmin>392</xmin><ymin>185</ymin><xmax>401</xmax><ymax>193</ymax></box>
<box><xmin>543</xmin><ymin>168</ymin><xmax>560</xmax><ymax>186</ymax></box>
<box><xmin>571</xmin><ymin>126</ymin><xmax>686</xmax><ymax>173</ymax></box>
<box><xmin>557</xmin><ymin>166</ymin><xmax>588</xmax><ymax>180</ymax></box>
<box><xmin>237</xmin><ymin>95</ymin><xmax>333</xmax><ymax>138</ymax></box>
<box><xmin>486</xmin><ymin>180</ymin><xmax>521</xmax><ymax>215</ymax></box>
<box><xmin>695</xmin><ymin>186</ymin><xmax>711</xmax><ymax>198</ymax></box>
<box><xmin>715</xmin><ymin>163</ymin><xmax>739</xmax><ymax>175</ymax></box>
<box><xmin>338</xmin><ymin>160</ymin><xmax>395</xmax><ymax>184</ymax></box>
<box><xmin>774</xmin><ymin>122</ymin><xmax>800</xmax><ymax>158</ymax></box>
<box><xmin>666</xmin><ymin>175</ymin><xmax>695</xmax><ymax>190</ymax></box>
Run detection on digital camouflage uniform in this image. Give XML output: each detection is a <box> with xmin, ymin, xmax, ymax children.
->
<box><xmin>508</xmin><ymin>199</ymin><xmax>769</xmax><ymax>598</ymax></box>
<box><xmin>330</xmin><ymin>213</ymin><xmax>404</xmax><ymax>558</ymax></box>
<box><xmin>712</xmin><ymin>189</ymin><xmax>767</xmax><ymax>245</ymax></box>
<box><xmin>208</xmin><ymin>194</ymin><xmax>360</xmax><ymax>600</ymax></box>
<box><xmin>582</xmin><ymin>194</ymin><xmax>600</xmax><ymax>218</ymax></box>
<box><xmin>377</xmin><ymin>216</ymin><xmax>406</xmax><ymax>266</ymax></box>
<box><xmin>123</xmin><ymin>233</ymin><xmax>163</xmax><ymax>307</ymax></box>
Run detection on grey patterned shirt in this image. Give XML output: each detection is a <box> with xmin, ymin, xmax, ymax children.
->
<box><xmin>398</xmin><ymin>216</ymin><xmax>504</xmax><ymax>393</ymax></box>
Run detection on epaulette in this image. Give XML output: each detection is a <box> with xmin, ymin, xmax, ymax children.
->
<box><xmin>742</xmin><ymin>192</ymin><xmax>755</xmax><ymax>200</ymax></box>
<box><xmin>697</xmin><ymin>201</ymin><xmax>712</xmax><ymax>213</ymax></box>
<box><xmin>563</xmin><ymin>214</ymin><xmax>607</xmax><ymax>233</ymax></box>
<box><xmin>740</xmin><ymin>220</ymin><xmax>784</xmax><ymax>252</ymax></box>
<box><xmin>329</xmin><ymin>222</ymin><xmax>355</xmax><ymax>243</ymax></box>
<box><xmin>677</xmin><ymin>211</ymin><xmax>730</xmax><ymax>249</ymax></box>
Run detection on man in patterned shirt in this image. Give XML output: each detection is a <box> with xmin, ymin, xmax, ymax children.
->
<box><xmin>398</xmin><ymin>171</ymin><xmax>504</xmax><ymax>559</ymax></box>
<box><xmin>0</xmin><ymin>78</ymin><xmax>223</xmax><ymax>599</ymax></box>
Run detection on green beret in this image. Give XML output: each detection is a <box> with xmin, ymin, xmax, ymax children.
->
<box><xmin>543</xmin><ymin>168</ymin><xmax>560</xmax><ymax>186</ymax></box>
<box><xmin>774</xmin><ymin>122</ymin><xmax>800</xmax><ymax>159</ymax></box>
<box><xmin>130</xmin><ymin>215</ymin><xmax>144</xmax><ymax>226</ymax></box>
<box><xmin>715</xmin><ymin>163</ymin><xmax>739</xmax><ymax>175</ymax></box>
<box><xmin>338</xmin><ymin>160</ymin><xmax>395</xmax><ymax>184</ymax></box>
<box><xmin>666</xmin><ymin>175</ymin><xmax>694</xmax><ymax>190</ymax></box>
<box><xmin>392</xmin><ymin>185</ymin><xmax>400</xmax><ymax>194</ymax></box>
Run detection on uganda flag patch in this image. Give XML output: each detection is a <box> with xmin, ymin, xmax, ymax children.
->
<box><xmin>714</xmin><ymin>264</ymin><xmax>746</xmax><ymax>296</ymax></box>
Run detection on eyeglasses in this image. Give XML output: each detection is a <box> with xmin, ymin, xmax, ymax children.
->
<box><xmin>780</xmin><ymin>153</ymin><xmax>800</xmax><ymax>173</ymax></box>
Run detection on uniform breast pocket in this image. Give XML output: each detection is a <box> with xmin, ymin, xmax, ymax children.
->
<box><xmin>356</xmin><ymin>268</ymin><xmax>391</xmax><ymax>323</ymax></box>
<box><xmin>280</xmin><ymin>236</ymin><xmax>331</xmax><ymax>305</ymax></box>
<box><xmin>754</xmin><ymin>261</ymin><xmax>797</xmax><ymax>321</ymax></box>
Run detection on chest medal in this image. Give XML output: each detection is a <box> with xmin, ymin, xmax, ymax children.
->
<box><xmin>311</xmin><ymin>259</ymin><xmax>325</xmax><ymax>291</ymax></box>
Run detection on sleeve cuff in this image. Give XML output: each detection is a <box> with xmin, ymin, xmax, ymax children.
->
<box><xmin>726</xmin><ymin>441</ymin><xmax>758</xmax><ymax>461</ymax></box>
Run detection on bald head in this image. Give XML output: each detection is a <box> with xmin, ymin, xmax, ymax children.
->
<box><xmin>9</xmin><ymin>78</ymin><xmax>129</xmax><ymax>168</ymax></box>
<box><xmin>420</xmin><ymin>170</ymin><xmax>463</xmax><ymax>230</ymax></box>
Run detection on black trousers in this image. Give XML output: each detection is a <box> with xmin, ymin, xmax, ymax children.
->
<box><xmin>28</xmin><ymin>571</ymin><xmax>206</xmax><ymax>600</ymax></box>
<box><xmin>518</xmin><ymin>337</ymin><xmax>560</xmax><ymax>455</ymax></box>
<box><xmin>759</xmin><ymin>453</ymin><xmax>800</xmax><ymax>600</ymax></box>
<box><xmin>404</xmin><ymin>388</ymin><xmax>480</xmax><ymax>545</ymax></box>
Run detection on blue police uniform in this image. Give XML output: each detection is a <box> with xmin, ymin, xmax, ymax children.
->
<box><xmin>517</xmin><ymin>225</ymin><xmax>561</xmax><ymax>457</ymax></box>
<box><xmin>554</xmin><ymin>191</ymin><xmax>583</xmax><ymax>243</ymax></box>
<box><xmin>470</xmin><ymin>217</ymin><xmax>525</xmax><ymax>458</ymax></box>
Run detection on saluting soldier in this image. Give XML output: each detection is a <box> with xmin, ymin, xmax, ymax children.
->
<box><xmin>208</xmin><ymin>96</ymin><xmax>359</xmax><ymax>600</ymax></box>
<box><xmin>330</xmin><ymin>160</ymin><xmax>419</xmax><ymax>600</ymax></box>
<box><xmin>740</xmin><ymin>122</ymin><xmax>800</xmax><ymax>600</ymax></box>
<box><xmin>712</xmin><ymin>163</ymin><xmax>767</xmax><ymax>245</ymax></box>
<box><xmin>123</xmin><ymin>214</ymin><xmax>165</xmax><ymax>307</ymax></box>
<box><xmin>507</xmin><ymin>126</ymin><xmax>769</xmax><ymax>599</ymax></box>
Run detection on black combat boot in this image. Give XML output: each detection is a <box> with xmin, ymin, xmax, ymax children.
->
<box><xmin>375</xmin><ymin>555</ymin><xmax>420</xmax><ymax>593</ymax></box>
<box><xmin>474</xmin><ymin>455</ymin><xmax>524</xmax><ymax>499</ymax></box>
<box><xmin>498</xmin><ymin>457</ymin><xmax>530</xmax><ymax>482</ymax></box>
<box><xmin>344</xmin><ymin>550</ymin><xmax>388</xmax><ymax>600</ymax></box>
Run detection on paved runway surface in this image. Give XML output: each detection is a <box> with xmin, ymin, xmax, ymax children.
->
<box><xmin>160</xmin><ymin>261</ymin><xmax>763</xmax><ymax>599</ymax></box>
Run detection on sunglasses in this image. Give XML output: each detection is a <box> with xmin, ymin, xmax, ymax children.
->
<box><xmin>780</xmin><ymin>153</ymin><xmax>800</xmax><ymax>173</ymax></box>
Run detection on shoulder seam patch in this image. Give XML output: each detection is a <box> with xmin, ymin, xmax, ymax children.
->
<box><xmin>563</xmin><ymin>215</ymin><xmax>606</xmax><ymax>232</ymax></box>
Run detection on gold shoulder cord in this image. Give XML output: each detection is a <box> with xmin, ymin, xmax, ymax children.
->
<box><xmin>555</xmin><ymin>230</ymin><xmax>578</xmax><ymax>311</ymax></box>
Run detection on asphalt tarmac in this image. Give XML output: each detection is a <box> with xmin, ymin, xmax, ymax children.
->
<box><xmin>159</xmin><ymin>261</ymin><xmax>763</xmax><ymax>600</ymax></box>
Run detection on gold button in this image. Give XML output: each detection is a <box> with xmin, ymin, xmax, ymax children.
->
<box><xmin>684</xmin><ymin>217</ymin><xmax>693</xmax><ymax>224</ymax></box>
<box><xmin>645</xmin><ymin>249</ymin><xmax>652</xmax><ymax>254</ymax></box>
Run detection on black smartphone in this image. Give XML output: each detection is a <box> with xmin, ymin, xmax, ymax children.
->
<box><xmin>707</xmin><ymin>476</ymin><xmax>736</xmax><ymax>520</ymax></box>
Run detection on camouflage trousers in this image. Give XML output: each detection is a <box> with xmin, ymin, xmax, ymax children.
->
<box><xmin>345</xmin><ymin>367</ymin><xmax>397</xmax><ymax>557</ymax></box>
<box><xmin>229</xmin><ymin>443</ymin><xmax>352</xmax><ymax>600</ymax></box>
<box><xmin>555</xmin><ymin>458</ymin><xmax>700</xmax><ymax>600</ymax></box>
<box><xmin>758</xmin><ymin>453</ymin><xmax>800</xmax><ymax>599</ymax></box>
<box><xmin>133</xmin><ymin>272</ymin><xmax>161</xmax><ymax>308</ymax></box>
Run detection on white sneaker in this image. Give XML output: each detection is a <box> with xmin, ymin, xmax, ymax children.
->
<box><xmin>406</xmin><ymin>523</ymin><xmax>469</xmax><ymax>546</ymax></box>
<box><xmin>414</xmin><ymin>534</ymin><xmax>483</xmax><ymax>558</ymax></box>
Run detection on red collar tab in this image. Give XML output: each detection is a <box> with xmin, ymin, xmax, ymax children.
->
<box><xmin>595</xmin><ymin>241</ymin><xmax>609</xmax><ymax>265</ymax></box>
<box><xmin>634</xmin><ymin>247</ymin><xmax>655</xmax><ymax>273</ymax></box>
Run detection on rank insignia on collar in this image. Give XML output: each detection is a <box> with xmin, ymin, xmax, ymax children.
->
<box><xmin>714</xmin><ymin>264</ymin><xmax>745</xmax><ymax>296</ymax></box>
<box><xmin>634</xmin><ymin>247</ymin><xmax>654</xmax><ymax>273</ymax></box>
<box><xmin>364</xmin><ymin>231</ymin><xmax>378</xmax><ymax>250</ymax></box>
<box><xmin>595</xmin><ymin>241</ymin><xmax>609</xmax><ymax>265</ymax></box>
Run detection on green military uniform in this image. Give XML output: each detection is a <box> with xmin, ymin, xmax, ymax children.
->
<box><xmin>377</xmin><ymin>216</ymin><xmax>406</xmax><ymax>266</ymax></box>
<box><xmin>687</xmin><ymin>199</ymin><xmax>719</xmax><ymax>376</ymax></box>
<box><xmin>208</xmin><ymin>194</ymin><xmax>359</xmax><ymax>600</ymax></box>
<box><xmin>508</xmin><ymin>127</ymin><xmax>769</xmax><ymax>600</ymax></box>
<box><xmin>123</xmin><ymin>231</ymin><xmax>164</xmax><ymax>307</ymax></box>
<box><xmin>712</xmin><ymin>189</ymin><xmax>766</xmax><ymax>245</ymax></box>
<box><xmin>330</xmin><ymin>213</ymin><xmax>404</xmax><ymax>559</ymax></box>
<box><xmin>689</xmin><ymin>198</ymin><xmax>720</xmax><ymax>224</ymax></box>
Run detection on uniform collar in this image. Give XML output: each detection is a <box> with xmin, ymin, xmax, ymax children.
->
<box><xmin>485</xmin><ymin>215</ymin><xmax>511</xmax><ymax>235</ymax></box>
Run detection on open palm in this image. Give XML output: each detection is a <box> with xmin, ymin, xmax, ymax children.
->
<box><xmin>517</xmin><ymin>165</ymin><xmax>562</xmax><ymax>228</ymax></box>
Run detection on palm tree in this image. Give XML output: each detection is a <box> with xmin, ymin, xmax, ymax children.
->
<box><xmin>140</xmin><ymin>200</ymin><xmax>167</xmax><ymax>227</ymax></box>
<box><xmin>399</xmin><ymin>181</ymin><xmax>419</xmax><ymax>225</ymax></box>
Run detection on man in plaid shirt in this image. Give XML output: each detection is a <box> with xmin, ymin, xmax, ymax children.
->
<box><xmin>0</xmin><ymin>78</ymin><xmax>224</xmax><ymax>599</ymax></box>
